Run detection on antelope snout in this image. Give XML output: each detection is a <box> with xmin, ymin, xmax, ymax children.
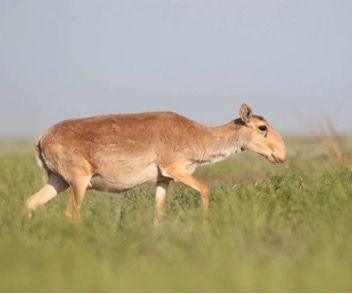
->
<box><xmin>270</xmin><ymin>144</ymin><xmax>286</xmax><ymax>163</ymax></box>
<box><xmin>270</xmin><ymin>153</ymin><xmax>286</xmax><ymax>163</ymax></box>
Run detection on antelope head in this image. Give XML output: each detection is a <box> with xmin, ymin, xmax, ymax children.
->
<box><xmin>237</xmin><ymin>103</ymin><xmax>286</xmax><ymax>163</ymax></box>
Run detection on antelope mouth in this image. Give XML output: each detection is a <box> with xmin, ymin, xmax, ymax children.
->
<box><xmin>270</xmin><ymin>153</ymin><xmax>285</xmax><ymax>163</ymax></box>
<box><xmin>271</xmin><ymin>154</ymin><xmax>279</xmax><ymax>163</ymax></box>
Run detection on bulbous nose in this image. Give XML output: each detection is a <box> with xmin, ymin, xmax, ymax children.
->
<box><xmin>276</xmin><ymin>154</ymin><xmax>286</xmax><ymax>163</ymax></box>
<box><xmin>276</xmin><ymin>143</ymin><xmax>287</xmax><ymax>163</ymax></box>
<box><xmin>270</xmin><ymin>153</ymin><xmax>286</xmax><ymax>163</ymax></box>
<box><xmin>271</xmin><ymin>140</ymin><xmax>286</xmax><ymax>163</ymax></box>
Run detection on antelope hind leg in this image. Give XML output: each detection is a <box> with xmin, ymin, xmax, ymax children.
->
<box><xmin>65</xmin><ymin>175</ymin><xmax>91</xmax><ymax>221</ymax></box>
<box><xmin>26</xmin><ymin>173</ymin><xmax>68</xmax><ymax>218</ymax></box>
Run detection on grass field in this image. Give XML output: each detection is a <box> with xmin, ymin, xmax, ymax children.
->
<box><xmin>1</xmin><ymin>136</ymin><xmax>352</xmax><ymax>292</ymax></box>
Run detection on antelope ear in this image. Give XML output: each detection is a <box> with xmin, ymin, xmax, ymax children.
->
<box><xmin>239</xmin><ymin>103</ymin><xmax>253</xmax><ymax>123</ymax></box>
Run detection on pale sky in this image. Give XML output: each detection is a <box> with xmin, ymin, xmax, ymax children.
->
<box><xmin>0</xmin><ymin>0</ymin><xmax>351</xmax><ymax>136</ymax></box>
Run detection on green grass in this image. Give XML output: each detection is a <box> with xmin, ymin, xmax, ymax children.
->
<box><xmin>0</xmin><ymin>137</ymin><xmax>352</xmax><ymax>292</ymax></box>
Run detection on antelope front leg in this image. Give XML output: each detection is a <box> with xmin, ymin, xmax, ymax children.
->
<box><xmin>161</xmin><ymin>161</ymin><xmax>210</xmax><ymax>223</ymax></box>
<box><xmin>154</xmin><ymin>180</ymin><xmax>170</xmax><ymax>227</ymax></box>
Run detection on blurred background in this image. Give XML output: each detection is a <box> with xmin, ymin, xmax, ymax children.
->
<box><xmin>0</xmin><ymin>0</ymin><xmax>351</xmax><ymax>138</ymax></box>
<box><xmin>1</xmin><ymin>4</ymin><xmax>352</xmax><ymax>292</ymax></box>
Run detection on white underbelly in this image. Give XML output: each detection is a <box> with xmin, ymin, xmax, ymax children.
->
<box><xmin>89</xmin><ymin>164</ymin><xmax>160</xmax><ymax>193</ymax></box>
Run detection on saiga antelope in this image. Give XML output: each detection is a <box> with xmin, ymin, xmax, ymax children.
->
<box><xmin>26</xmin><ymin>103</ymin><xmax>286</xmax><ymax>224</ymax></box>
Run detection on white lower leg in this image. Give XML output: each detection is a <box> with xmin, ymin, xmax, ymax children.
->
<box><xmin>154</xmin><ymin>181</ymin><xmax>169</xmax><ymax>227</ymax></box>
<box><xmin>26</xmin><ymin>184</ymin><xmax>59</xmax><ymax>218</ymax></box>
<box><xmin>26</xmin><ymin>174</ymin><xmax>68</xmax><ymax>218</ymax></box>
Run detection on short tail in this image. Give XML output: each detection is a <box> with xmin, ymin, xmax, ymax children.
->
<box><xmin>34</xmin><ymin>132</ymin><xmax>52</xmax><ymax>176</ymax></box>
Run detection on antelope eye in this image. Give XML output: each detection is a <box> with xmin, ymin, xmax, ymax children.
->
<box><xmin>258</xmin><ymin>125</ymin><xmax>267</xmax><ymax>132</ymax></box>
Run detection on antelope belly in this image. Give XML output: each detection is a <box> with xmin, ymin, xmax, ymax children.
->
<box><xmin>88</xmin><ymin>164</ymin><xmax>160</xmax><ymax>193</ymax></box>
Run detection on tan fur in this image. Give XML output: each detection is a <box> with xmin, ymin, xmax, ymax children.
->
<box><xmin>26</xmin><ymin>103</ymin><xmax>286</xmax><ymax>224</ymax></box>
